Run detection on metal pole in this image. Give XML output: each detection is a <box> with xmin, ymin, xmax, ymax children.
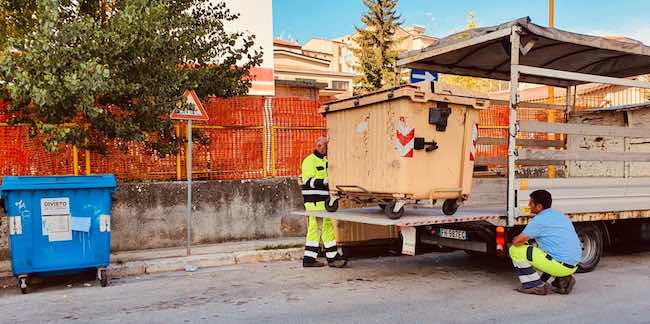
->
<box><xmin>507</xmin><ymin>26</ymin><xmax>521</xmax><ymax>227</ymax></box>
<box><xmin>547</xmin><ymin>0</ymin><xmax>557</xmax><ymax>178</ymax></box>
<box><xmin>186</xmin><ymin>119</ymin><xmax>192</xmax><ymax>256</ymax></box>
<box><xmin>548</xmin><ymin>0</ymin><xmax>555</xmax><ymax>28</ymax></box>
<box><xmin>565</xmin><ymin>86</ymin><xmax>573</xmax><ymax>115</ymax></box>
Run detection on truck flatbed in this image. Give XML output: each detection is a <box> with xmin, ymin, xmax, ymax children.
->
<box><xmin>294</xmin><ymin>207</ymin><xmax>506</xmax><ymax>227</ymax></box>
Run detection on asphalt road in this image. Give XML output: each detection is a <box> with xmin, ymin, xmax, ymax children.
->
<box><xmin>1</xmin><ymin>248</ymin><xmax>650</xmax><ymax>324</ymax></box>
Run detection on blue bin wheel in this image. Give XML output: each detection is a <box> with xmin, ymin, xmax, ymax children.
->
<box><xmin>98</xmin><ymin>269</ymin><xmax>109</xmax><ymax>287</ymax></box>
<box><xmin>18</xmin><ymin>276</ymin><xmax>28</xmax><ymax>294</ymax></box>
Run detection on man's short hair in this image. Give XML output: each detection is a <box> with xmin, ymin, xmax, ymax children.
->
<box><xmin>315</xmin><ymin>137</ymin><xmax>328</xmax><ymax>146</ymax></box>
<box><xmin>530</xmin><ymin>190</ymin><xmax>552</xmax><ymax>209</ymax></box>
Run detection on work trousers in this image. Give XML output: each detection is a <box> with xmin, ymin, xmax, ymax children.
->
<box><xmin>509</xmin><ymin>245</ymin><xmax>577</xmax><ymax>289</ymax></box>
<box><xmin>303</xmin><ymin>201</ymin><xmax>338</xmax><ymax>262</ymax></box>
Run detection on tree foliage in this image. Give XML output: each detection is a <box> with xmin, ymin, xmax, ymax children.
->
<box><xmin>0</xmin><ymin>0</ymin><xmax>262</xmax><ymax>155</ymax></box>
<box><xmin>352</xmin><ymin>0</ymin><xmax>402</xmax><ymax>94</ymax></box>
<box><xmin>0</xmin><ymin>0</ymin><xmax>39</xmax><ymax>50</ymax></box>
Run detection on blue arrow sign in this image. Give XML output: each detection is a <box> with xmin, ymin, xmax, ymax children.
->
<box><xmin>410</xmin><ymin>68</ymin><xmax>438</xmax><ymax>83</ymax></box>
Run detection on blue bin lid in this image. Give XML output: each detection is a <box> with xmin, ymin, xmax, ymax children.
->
<box><xmin>0</xmin><ymin>175</ymin><xmax>117</xmax><ymax>191</ymax></box>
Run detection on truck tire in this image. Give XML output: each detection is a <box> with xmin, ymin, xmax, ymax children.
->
<box><xmin>576</xmin><ymin>223</ymin><xmax>603</xmax><ymax>273</ymax></box>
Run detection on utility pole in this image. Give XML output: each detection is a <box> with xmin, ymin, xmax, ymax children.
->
<box><xmin>547</xmin><ymin>0</ymin><xmax>557</xmax><ymax>178</ymax></box>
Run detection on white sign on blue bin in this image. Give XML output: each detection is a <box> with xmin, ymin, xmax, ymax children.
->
<box><xmin>410</xmin><ymin>68</ymin><xmax>438</xmax><ymax>83</ymax></box>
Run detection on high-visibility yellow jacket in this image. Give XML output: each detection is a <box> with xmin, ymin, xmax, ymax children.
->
<box><xmin>301</xmin><ymin>151</ymin><xmax>329</xmax><ymax>209</ymax></box>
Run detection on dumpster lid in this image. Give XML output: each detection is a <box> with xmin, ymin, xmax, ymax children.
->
<box><xmin>321</xmin><ymin>82</ymin><xmax>489</xmax><ymax>114</ymax></box>
<box><xmin>0</xmin><ymin>175</ymin><xmax>117</xmax><ymax>191</ymax></box>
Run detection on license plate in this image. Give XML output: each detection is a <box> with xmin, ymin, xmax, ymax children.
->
<box><xmin>438</xmin><ymin>228</ymin><xmax>467</xmax><ymax>240</ymax></box>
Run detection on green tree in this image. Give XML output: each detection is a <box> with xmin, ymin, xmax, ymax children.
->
<box><xmin>0</xmin><ymin>0</ymin><xmax>39</xmax><ymax>50</ymax></box>
<box><xmin>439</xmin><ymin>11</ymin><xmax>507</xmax><ymax>93</ymax></box>
<box><xmin>352</xmin><ymin>0</ymin><xmax>402</xmax><ymax>94</ymax></box>
<box><xmin>0</xmin><ymin>0</ymin><xmax>262</xmax><ymax>155</ymax></box>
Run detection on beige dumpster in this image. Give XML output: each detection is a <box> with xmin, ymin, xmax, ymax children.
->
<box><xmin>321</xmin><ymin>82</ymin><xmax>488</xmax><ymax>219</ymax></box>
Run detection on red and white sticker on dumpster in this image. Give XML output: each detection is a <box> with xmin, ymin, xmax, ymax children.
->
<box><xmin>469</xmin><ymin>124</ymin><xmax>478</xmax><ymax>161</ymax></box>
<box><xmin>396</xmin><ymin>117</ymin><xmax>415</xmax><ymax>158</ymax></box>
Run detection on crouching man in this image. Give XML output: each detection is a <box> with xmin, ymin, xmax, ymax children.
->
<box><xmin>509</xmin><ymin>190</ymin><xmax>582</xmax><ymax>295</ymax></box>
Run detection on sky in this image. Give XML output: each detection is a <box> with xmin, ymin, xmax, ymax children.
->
<box><xmin>272</xmin><ymin>0</ymin><xmax>650</xmax><ymax>45</ymax></box>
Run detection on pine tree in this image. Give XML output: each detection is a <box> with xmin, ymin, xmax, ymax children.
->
<box><xmin>352</xmin><ymin>0</ymin><xmax>402</xmax><ymax>94</ymax></box>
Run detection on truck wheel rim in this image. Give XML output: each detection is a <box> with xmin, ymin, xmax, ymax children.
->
<box><xmin>579</xmin><ymin>232</ymin><xmax>597</xmax><ymax>264</ymax></box>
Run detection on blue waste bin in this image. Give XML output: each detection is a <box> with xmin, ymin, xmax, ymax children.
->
<box><xmin>0</xmin><ymin>175</ymin><xmax>117</xmax><ymax>293</ymax></box>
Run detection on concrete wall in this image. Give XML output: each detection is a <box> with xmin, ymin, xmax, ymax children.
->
<box><xmin>111</xmin><ymin>178</ymin><xmax>305</xmax><ymax>251</ymax></box>
<box><xmin>0</xmin><ymin>177</ymin><xmax>306</xmax><ymax>260</ymax></box>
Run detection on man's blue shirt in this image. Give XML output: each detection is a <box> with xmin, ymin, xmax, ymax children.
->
<box><xmin>522</xmin><ymin>208</ymin><xmax>582</xmax><ymax>265</ymax></box>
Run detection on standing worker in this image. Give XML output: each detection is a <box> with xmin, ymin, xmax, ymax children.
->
<box><xmin>301</xmin><ymin>137</ymin><xmax>347</xmax><ymax>268</ymax></box>
<box><xmin>509</xmin><ymin>190</ymin><xmax>581</xmax><ymax>295</ymax></box>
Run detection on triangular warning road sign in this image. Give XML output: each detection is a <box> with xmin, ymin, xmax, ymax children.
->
<box><xmin>170</xmin><ymin>90</ymin><xmax>209</xmax><ymax>121</ymax></box>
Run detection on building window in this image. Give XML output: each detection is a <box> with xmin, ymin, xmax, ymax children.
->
<box><xmin>332</xmin><ymin>81</ymin><xmax>350</xmax><ymax>91</ymax></box>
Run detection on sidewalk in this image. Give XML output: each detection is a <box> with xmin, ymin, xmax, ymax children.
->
<box><xmin>0</xmin><ymin>237</ymin><xmax>304</xmax><ymax>286</ymax></box>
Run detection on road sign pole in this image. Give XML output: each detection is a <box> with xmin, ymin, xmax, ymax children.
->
<box><xmin>170</xmin><ymin>89</ymin><xmax>207</xmax><ymax>261</ymax></box>
<box><xmin>186</xmin><ymin>119</ymin><xmax>192</xmax><ymax>257</ymax></box>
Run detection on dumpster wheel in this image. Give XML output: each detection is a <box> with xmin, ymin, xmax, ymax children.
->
<box><xmin>325</xmin><ymin>197</ymin><xmax>339</xmax><ymax>212</ymax></box>
<box><xmin>442</xmin><ymin>199</ymin><xmax>459</xmax><ymax>216</ymax></box>
<box><xmin>384</xmin><ymin>202</ymin><xmax>405</xmax><ymax>219</ymax></box>
<box><xmin>98</xmin><ymin>268</ymin><xmax>109</xmax><ymax>287</ymax></box>
<box><xmin>18</xmin><ymin>276</ymin><xmax>28</xmax><ymax>294</ymax></box>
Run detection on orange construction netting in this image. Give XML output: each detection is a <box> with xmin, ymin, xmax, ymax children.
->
<box><xmin>476</xmin><ymin>100</ymin><xmax>568</xmax><ymax>167</ymax></box>
<box><xmin>0</xmin><ymin>125</ymin><xmax>74</xmax><ymax>176</ymax></box>
<box><xmin>271</xmin><ymin>97</ymin><xmax>326</xmax><ymax>176</ymax></box>
<box><xmin>191</xmin><ymin>127</ymin><xmax>266</xmax><ymax>180</ymax></box>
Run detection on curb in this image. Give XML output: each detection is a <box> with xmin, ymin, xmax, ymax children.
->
<box><xmin>108</xmin><ymin>247</ymin><xmax>303</xmax><ymax>277</ymax></box>
<box><xmin>0</xmin><ymin>248</ymin><xmax>303</xmax><ymax>288</ymax></box>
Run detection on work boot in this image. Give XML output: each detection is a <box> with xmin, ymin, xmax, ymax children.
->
<box><xmin>516</xmin><ymin>283</ymin><xmax>550</xmax><ymax>295</ymax></box>
<box><xmin>327</xmin><ymin>255</ymin><xmax>348</xmax><ymax>268</ymax></box>
<box><xmin>552</xmin><ymin>276</ymin><xmax>576</xmax><ymax>294</ymax></box>
<box><xmin>303</xmin><ymin>259</ymin><xmax>325</xmax><ymax>268</ymax></box>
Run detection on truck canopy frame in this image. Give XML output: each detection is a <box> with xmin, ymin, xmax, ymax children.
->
<box><xmin>398</xmin><ymin>17</ymin><xmax>650</xmax><ymax>88</ymax></box>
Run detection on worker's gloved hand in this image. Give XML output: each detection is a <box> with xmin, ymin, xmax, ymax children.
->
<box><xmin>323</xmin><ymin>179</ymin><xmax>329</xmax><ymax>185</ymax></box>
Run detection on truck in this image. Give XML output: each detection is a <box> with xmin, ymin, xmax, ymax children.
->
<box><xmin>296</xmin><ymin>17</ymin><xmax>650</xmax><ymax>273</ymax></box>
